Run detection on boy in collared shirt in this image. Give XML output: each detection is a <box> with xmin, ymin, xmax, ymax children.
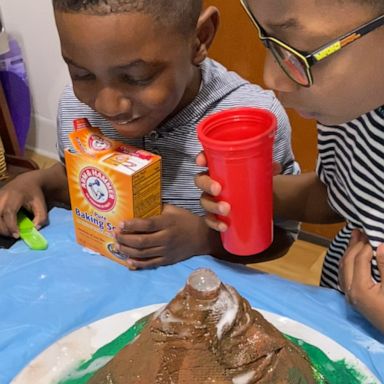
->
<box><xmin>0</xmin><ymin>0</ymin><xmax>297</xmax><ymax>268</ymax></box>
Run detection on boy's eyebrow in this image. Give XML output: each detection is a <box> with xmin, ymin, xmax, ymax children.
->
<box><xmin>115</xmin><ymin>60</ymin><xmax>163</xmax><ymax>70</ymax></box>
<box><xmin>264</xmin><ymin>18</ymin><xmax>300</xmax><ymax>31</ymax></box>
<box><xmin>63</xmin><ymin>56</ymin><xmax>161</xmax><ymax>70</ymax></box>
<box><xmin>63</xmin><ymin>56</ymin><xmax>87</xmax><ymax>69</ymax></box>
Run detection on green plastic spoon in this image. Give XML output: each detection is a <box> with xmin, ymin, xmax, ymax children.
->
<box><xmin>16</xmin><ymin>210</ymin><xmax>48</xmax><ymax>250</ymax></box>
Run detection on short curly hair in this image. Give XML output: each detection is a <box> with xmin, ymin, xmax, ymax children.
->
<box><xmin>52</xmin><ymin>0</ymin><xmax>203</xmax><ymax>35</ymax></box>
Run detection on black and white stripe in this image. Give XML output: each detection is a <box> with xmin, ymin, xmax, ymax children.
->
<box><xmin>57</xmin><ymin>58</ymin><xmax>299</xmax><ymax>232</ymax></box>
<box><xmin>318</xmin><ymin>107</ymin><xmax>384</xmax><ymax>289</ymax></box>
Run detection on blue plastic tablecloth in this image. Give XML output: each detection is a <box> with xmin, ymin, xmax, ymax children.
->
<box><xmin>0</xmin><ymin>208</ymin><xmax>383</xmax><ymax>383</ymax></box>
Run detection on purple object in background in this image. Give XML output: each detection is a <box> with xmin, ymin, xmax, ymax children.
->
<box><xmin>0</xmin><ymin>34</ymin><xmax>31</xmax><ymax>153</ymax></box>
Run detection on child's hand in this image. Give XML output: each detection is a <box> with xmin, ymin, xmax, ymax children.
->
<box><xmin>114</xmin><ymin>204</ymin><xmax>211</xmax><ymax>269</ymax></box>
<box><xmin>195</xmin><ymin>151</ymin><xmax>283</xmax><ymax>233</ymax></box>
<box><xmin>195</xmin><ymin>151</ymin><xmax>231</xmax><ymax>233</ymax></box>
<box><xmin>0</xmin><ymin>173</ymin><xmax>48</xmax><ymax>238</ymax></box>
<box><xmin>339</xmin><ymin>229</ymin><xmax>384</xmax><ymax>333</ymax></box>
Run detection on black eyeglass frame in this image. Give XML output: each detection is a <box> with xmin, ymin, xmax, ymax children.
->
<box><xmin>240</xmin><ymin>0</ymin><xmax>384</xmax><ymax>87</ymax></box>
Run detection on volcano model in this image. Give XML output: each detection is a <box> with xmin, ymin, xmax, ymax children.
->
<box><xmin>88</xmin><ymin>269</ymin><xmax>315</xmax><ymax>383</ymax></box>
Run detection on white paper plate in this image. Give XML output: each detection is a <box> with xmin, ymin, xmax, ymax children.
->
<box><xmin>12</xmin><ymin>304</ymin><xmax>380</xmax><ymax>384</ymax></box>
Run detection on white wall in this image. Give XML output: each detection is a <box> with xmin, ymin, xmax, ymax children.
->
<box><xmin>1</xmin><ymin>0</ymin><xmax>70</xmax><ymax>158</ymax></box>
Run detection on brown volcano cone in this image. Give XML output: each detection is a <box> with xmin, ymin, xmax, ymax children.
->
<box><xmin>89</xmin><ymin>269</ymin><xmax>315</xmax><ymax>383</ymax></box>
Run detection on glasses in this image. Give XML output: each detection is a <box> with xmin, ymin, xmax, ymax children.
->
<box><xmin>240</xmin><ymin>0</ymin><xmax>384</xmax><ymax>87</ymax></box>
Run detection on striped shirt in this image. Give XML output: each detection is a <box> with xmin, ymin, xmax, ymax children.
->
<box><xmin>318</xmin><ymin>107</ymin><xmax>384</xmax><ymax>289</ymax></box>
<box><xmin>57</xmin><ymin>58</ymin><xmax>298</xmax><ymax>231</ymax></box>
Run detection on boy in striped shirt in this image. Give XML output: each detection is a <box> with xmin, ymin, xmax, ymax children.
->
<box><xmin>196</xmin><ymin>0</ymin><xmax>384</xmax><ymax>333</ymax></box>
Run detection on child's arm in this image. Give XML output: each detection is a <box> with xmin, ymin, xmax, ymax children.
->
<box><xmin>273</xmin><ymin>172</ymin><xmax>343</xmax><ymax>223</ymax></box>
<box><xmin>0</xmin><ymin>162</ymin><xmax>69</xmax><ymax>238</ymax></box>
<box><xmin>40</xmin><ymin>162</ymin><xmax>70</xmax><ymax>205</ymax></box>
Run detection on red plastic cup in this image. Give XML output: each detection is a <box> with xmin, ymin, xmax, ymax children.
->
<box><xmin>197</xmin><ymin>107</ymin><xmax>276</xmax><ymax>255</ymax></box>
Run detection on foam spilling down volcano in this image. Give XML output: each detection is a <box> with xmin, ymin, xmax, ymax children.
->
<box><xmin>89</xmin><ymin>268</ymin><xmax>315</xmax><ymax>383</ymax></box>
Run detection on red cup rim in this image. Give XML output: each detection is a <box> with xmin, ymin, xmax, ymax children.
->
<box><xmin>197</xmin><ymin>107</ymin><xmax>276</xmax><ymax>150</ymax></box>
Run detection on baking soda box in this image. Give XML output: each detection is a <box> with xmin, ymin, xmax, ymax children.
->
<box><xmin>65</xmin><ymin>118</ymin><xmax>162</xmax><ymax>265</ymax></box>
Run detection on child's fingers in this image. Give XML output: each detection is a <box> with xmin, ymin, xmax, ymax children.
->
<box><xmin>342</xmin><ymin>229</ymin><xmax>366</xmax><ymax>259</ymax></box>
<box><xmin>352</xmin><ymin>243</ymin><xmax>375</xmax><ymax>289</ymax></box>
<box><xmin>339</xmin><ymin>235</ymin><xmax>366</xmax><ymax>292</ymax></box>
<box><xmin>194</xmin><ymin>172</ymin><xmax>221</xmax><ymax>196</ymax></box>
<box><xmin>195</xmin><ymin>151</ymin><xmax>207</xmax><ymax>167</ymax></box>
<box><xmin>115</xmin><ymin>231</ymin><xmax>163</xmax><ymax>251</ymax></box>
<box><xmin>117</xmin><ymin>242</ymin><xmax>164</xmax><ymax>259</ymax></box>
<box><xmin>200</xmin><ymin>193</ymin><xmax>230</xmax><ymax>216</ymax></box>
<box><xmin>126</xmin><ymin>256</ymin><xmax>164</xmax><ymax>270</ymax></box>
<box><xmin>376</xmin><ymin>244</ymin><xmax>384</xmax><ymax>280</ymax></box>
<box><xmin>30</xmin><ymin>197</ymin><xmax>48</xmax><ymax>230</ymax></box>
<box><xmin>205</xmin><ymin>213</ymin><xmax>228</xmax><ymax>233</ymax></box>
<box><xmin>1</xmin><ymin>208</ymin><xmax>20</xmax><ymax>238</ymax></box>
<box><xmin>349</xmin><ymin>229</ymin><xmax>364</xmax><ymax>247</ymax></box>
<box><xmin>119</xmin><ymin>217</ymin><xmax>160</xmax><ymax>234</ymax></box>
<box><xmin>272</xmin><ymin>162</ymin><xmax>282</xmax><ymax>175</ymax></box>
<box><xmin>0</xmin><ymin>219</ymin><xmax>12</xmax><ymax>238</ymax></box>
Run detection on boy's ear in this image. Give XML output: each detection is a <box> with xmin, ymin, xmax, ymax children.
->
<box><xmin>192</xmin><ymin>6</ymin><xmax>219</xmax><ymax>65</ymax></box>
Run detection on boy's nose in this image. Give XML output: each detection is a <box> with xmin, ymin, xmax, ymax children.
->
<box><xmin>94</xmin><ymin>86</ymin><xmax>132</xmax><ymax>117</ymax></box>
<box><xmin>263</xmin><ymin>52</ymin><xmax>299</xmax><ymax>93</ymax></box>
